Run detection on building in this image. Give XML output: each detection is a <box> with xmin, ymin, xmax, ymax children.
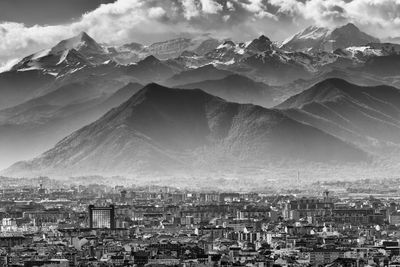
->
<box><xmin>283</xmin><ymin>190</ymin><xmax>334</xmax><ymax>221</ymax></box>
<box><xmin>23</xmin><ymin>209</ymin><xmax>66</xmax><ymax>226</ymax></box>
<box><xmin>389</xmin><ymin>212</ymin><xmax>400</xmax><ymax>225</ymax></box>
<box><xmin>23</xmin><ymin>259</ymin><xmax>69</xmax><ymax>267</ymax></box>
<box><xmin>0</xmin><ymin>234</ymin><xmax>32</xmax><ymax>248</ymax></box>
<box><xmin>1</xmin><ymin>218</ymin><xmax>17</xmax><ymax>232</ymax></box>
<box><xmin>332</xmin><ymin>209</ymin><xmax>385</xmax><ymax>225</ymax></box>
<box><xmin>309</xmin><ymin>249</ymin><xmax>346</xmax><ymax>266</ymax></box>
<box><xmin>88</xmin><ymin>205</ymin><xmax>115</xmax><ymax>229</ymax></box>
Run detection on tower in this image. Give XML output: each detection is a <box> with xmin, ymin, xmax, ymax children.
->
<box><xmin>323</xmin><ymin>190</ymin><xmax>332</xmax><ymax>211</ymax></box>
<box><xmin>120</xmin><ymin>190</ymin><xmax>127</xmax><ymax>202</ymax></box>
<box><xmin>88</xmin><ymin>205</ymin><xmax>115</xmax><ymax>229</ymax></box>
<box><xmin>323</xmin><ymin>190</ymin><xmax>329</xmax><ymax>202</ymax></box>
<box><xmin>38</xmin><ymin>182</ymin><xmax>46</xmax><ymax>195</ymax></box>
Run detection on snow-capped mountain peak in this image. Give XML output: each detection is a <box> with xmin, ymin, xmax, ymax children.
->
<box><xmin>50</xmin><ymin>31</ymin><xmax>105</xmax><ymax>55</ymax></box>
<box><xmin>281</xmin><ymin>26</ymin><xmax>330</xmax><ymax>52</ymax></box>
<box><xmin>282</xmin><ymin>23</ymin><xmax>379</xmax><ymax>52</ymax></box>
<box><xmin>10</xmin><ymin>32</ymin><xmax>108</xmax><ymax>74</ymax></box>
<box><xmin>282</xmin><ymin>26</ymin><xmax>329</xmax><ymax>48</ymax></box>
<box><xmin>284</xmin><ymin>26</ymin><xmax>329</xmax><ymax>44</ymax></box>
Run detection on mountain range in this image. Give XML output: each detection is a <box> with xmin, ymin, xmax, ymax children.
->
<box><xmin>2</xmin><ymin>23</ymin><xmax>400</xmax><ymax>183</ymax></box>
<box><xmin>3</xmin><ymin>83</ymin><xmax>368</xmax><ymax>178</ymax></box>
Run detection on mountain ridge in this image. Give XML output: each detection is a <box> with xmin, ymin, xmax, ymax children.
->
<box><xmin>2</xmin><ymin>83</ymin><xmax>369</xmax><ymax>177</ymax></box>
<box><xmin>282</xmin><ymin>23</ymin><xmax>380</xmax><ymax>52</ymax></box>
<box><xmin>277</xmin><ymin>78</ymin><xmax>400</xmax><ymax>152</ymax></box>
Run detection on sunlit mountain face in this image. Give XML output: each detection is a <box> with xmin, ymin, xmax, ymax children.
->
<box><xmin>2</xmin><ymin>1</ymin><xmax>400</xmax><ymax>187</ymax></box>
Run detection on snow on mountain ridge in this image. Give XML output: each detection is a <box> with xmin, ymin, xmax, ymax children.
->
<box><xmin>50</xmin><ymin>31</ymin><xmax>105</xmax><ymax>55</ymax></box>
<box><xmin>282</xmin><ymin>23</ymin><xmax>379</xmax><ymax>52</ymax></box>
<box><xmin>282</xmin><ymin>26</ymin><xmax>330</xmax><ymax>47</ymax></box>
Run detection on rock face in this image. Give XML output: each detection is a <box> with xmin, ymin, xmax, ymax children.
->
<box><xmin>148</xmin><ymin>38</ymin><xmax>193</xmax><ymax>60</ymax></box>
<box><xmin>282</xmin><ymin>23</ymin><xmax>380</xmax><ymax>52</ymax></box>
<box><xmin>246</xmin><ymin>35</ymin><xmax>273</xmax><ymax>53</ymax></box>
<box><xmin>3</xmin><ymin>83</ymin><xmax>368</xmax><ymax>177</ymax></box>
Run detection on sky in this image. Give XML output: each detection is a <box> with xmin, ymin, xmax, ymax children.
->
<box><xmin>1</xmin><ymin>0</ymin><xmax>400</xmax><ymax>69</ymax></box>
<box><xmin>0</xmin><ymin>0</ymin><xmax>117</xmax><ymax>26</ymax></box>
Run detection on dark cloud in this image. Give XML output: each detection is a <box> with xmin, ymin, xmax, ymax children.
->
<box><xmin>0</xmin><ymin>0</ymin><xmax>117</xmax><ymax>25</ymax></box>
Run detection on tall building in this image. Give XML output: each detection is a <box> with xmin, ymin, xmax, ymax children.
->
<box><xmin>88</xmin><ymin>205</ymin><xmax>115</xmax><ymax>229</ymax></box>
<box><xmin>38</xmin><ymin>183</ymin><xmax>46</xmax><ymax>195</ymax></box>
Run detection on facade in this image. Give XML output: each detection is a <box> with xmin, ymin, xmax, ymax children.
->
<box><xmin>309</xmin><ymin>249</ymin><xmax>346</xmax><ymax>266</ymax></box>
<box><xmin>88</xmin><ymin>205</ymin><xmax>115</xmax><ymax>229</ymax></box>
<box><xmin>283</xmin><ymin>190</ymin><xmax>334</xmax><ymax>220</ymax></box>
<box><xmin>180</xmin><ymin>204</ymin><xmax>232</xmax><ymax>224</ymax></box>
<box><xmin>23</xmin><ymin>209</ymin><xmax>66</xmax><ymax>226</ymax></box>
<box><xmin>1</xmin><ymin>218</ymin><xmax>17</xmax><ymax>231</ymax></box>
<box><xmin>332</xmin><ymin>209</ymin><xmax>385</xmax><ymax>225</ymax></box>
<box><xmin>389</xmin><ymin>212</ymin><xmax>400</xmax><ymax>225</ymax></box>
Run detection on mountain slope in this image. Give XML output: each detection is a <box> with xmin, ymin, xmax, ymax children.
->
<box><xmin>0</xmin><ymin>32</ymin><xmax>136</xmax><ymax>111</ymax></box>
<box><xmin>3</xmin><ymin>83</ymin><xmax>368</xmax><ymax>177</ymax></box>
<box><xmin>282</xmin><ymin>26</ymin><xmax>330</xmax><ymax>51</ymax></box>
<box><xmin>240</xmin><ymin>51</ymin><xmax>313</xmax><ymax>85</ymax></box>
<box><xmin>282</xmin><ymin>23</ymin><xmax>379</xmax><ymax>52</ymax></box>
<box><xmin>164</xmin><ymin>64</ymin><xmax>233</xmax><ymax>86</ymax></box>
<box><xmin>177</xmin><ymin>74</ymin><xmax>280</xmax><ymax>107</ymax></box>
<box><xmin>277</xmin><ymin>78</ymin><xmax>400</xmax><ymax>152</ymax></box>
<box><xmin>126</xmin><ymin>55</ymin><xmax>177</xmax><ymax>84</ymax></box>
<box><xmin>329</xmin><ymin>23</ymin><xmax>380</xmax><ymax>50</ymax></box>
<box><xmin>358</xmin><ymin>54</ymin><xmax>400</xmax><ymax>76</ymax></box>
<box><xmin>0</xmin><ymin>70</ymin><xmax>55</xmax><ymax>109</ymax></box>
<box><xmin>0</xmin><ymin>82</ymin><xmax>143</xmax><ymax>170</ymax></box>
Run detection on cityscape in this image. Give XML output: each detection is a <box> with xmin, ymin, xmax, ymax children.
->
<box><xmin>0</xmin><ymin>177</ymin><xmax>398</xmax><ymax>266</ymax></box>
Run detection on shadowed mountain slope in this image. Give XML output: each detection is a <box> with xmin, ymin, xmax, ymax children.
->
<box><xmin>3</xmin><ymin>83</ymin><xmax>368</xmax><ymax>177</ymax></box>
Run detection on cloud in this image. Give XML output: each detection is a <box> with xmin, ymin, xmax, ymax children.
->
<box><xmin>200</xmin><ymin>0</ymin><xmax>223</xmax><ymax>14</ymax></box>
<box><xmin>0</xmin><ymin>22</ymin><xmax>72</xmax><ymax>67</ymax></box>
<box><xmin>345</xmin><ymin>0</ymin><xmax>400</xmax><ymax>34</ymax></box>
<box><xmin>269</xmin><ymin>0</ymin><xmax>400</xmax><ymax>36</ymax></box>
<box><xmin>181</xmin><ymin>0</ymin><xmax>201</xmax><ymax>19</ymax></box>
<box><xmin>236</xmin><ymin>0</ymin><xmax>276</xmax><ymax>19</ymax></box>
<box><xmin>239</xmin><ymin>0</ymin><xmax>265</xmax><ymax>13</ymax></box>
<box><xmin>0</xmin><ymin>0</ymin><xmax>183</xmax><ymax>65</ymax></box>
<box><xmin>226</xmin><ymin>1</ymin><xmax>235</xmax><ymax>11</ymax></box>
<box><xmin>1</xmin><ymin>0</ymin><xmax>400</xmax><ymax>67</ymax></box>
<box><xmin>148</xmin><ymin>7</ymin><xmax>167</xmax><ymax>19</ymax></box>
<box><xmin>0</xmin><ymin>0</ymin><xmax>279</xmax><ymax>66</ymax></box>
